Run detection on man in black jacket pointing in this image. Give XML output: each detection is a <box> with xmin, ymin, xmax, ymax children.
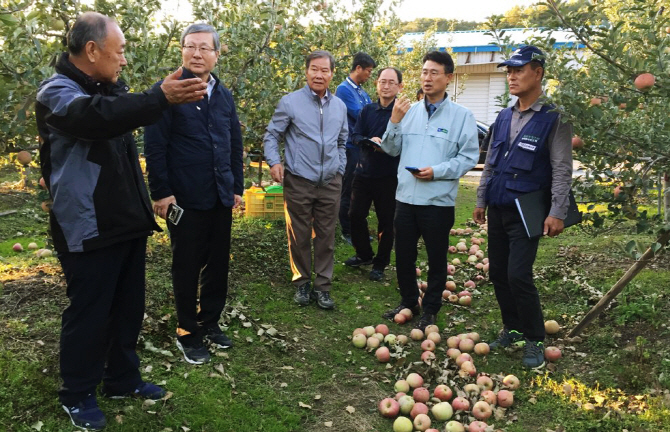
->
<box><xmin>35</xmin><ymin>12</ymin><xmax>206</xmax><ymax>430</ymax></box>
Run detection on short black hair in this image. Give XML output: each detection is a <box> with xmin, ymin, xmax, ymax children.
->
<box><xmin>67</xmin><ymin>12</ymin><xmax>115</xmax><ymax>55</ymax></box>
<box><xmin>376</xmin><ymin>67</ymin><xmax>402</xmax><ymax>83</ymax></box>
<box><xmin>422</xmin><ymin>51</ymin><xmax>454</xmax><ymax>74</ymax></box>
<box><xmin>305</xmin><ymin>50</ymin><xmax>335</xmax><ymax>71</ymax></box>
<box><xmin>351</xmin><ymin>52</ymin><xmax>376</xmax><ymax>72</ymax></box>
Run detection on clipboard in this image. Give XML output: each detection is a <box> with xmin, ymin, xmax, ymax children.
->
<box><xmin>514</xmin><ymin>189</ymin><xmax>582</xmax><ymax>238</ymax></box>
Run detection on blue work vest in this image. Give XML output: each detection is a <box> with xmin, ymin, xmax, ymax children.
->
<box><xmin>486</xmin><ymin>104</ymin><xmax>558</xmax><ymax>208</ymax></box>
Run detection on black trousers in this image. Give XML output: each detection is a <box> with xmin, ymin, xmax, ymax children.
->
<box><xmin>394</xmin><ymin>202</ymin><xmax>454</xmax><ymax>315</ymax></box>
<box><xmin>349</xmin><ymin>174</ymin><xmax>397</xmax><ymax>270</ymax></box>
<box><xmin>168</xmin><ymin>202</ymin><xmax>232</xmax><ymax>336</ymax></box>
<box><xmin>339</xmin><ymin>147</ymin><xmax>360</xmax><ymax>236</ymax></box>
<box><xmin>487</xmin><ymin>206</ymin><xmax>544</xmax><ymax>341</ymax></box>
<box><xmin>58</xmin><ymin>237</ymin><xmax>147</xmax><ymax>405</ymax></box>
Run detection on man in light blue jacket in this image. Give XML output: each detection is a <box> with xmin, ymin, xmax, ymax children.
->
<box><xmin>380</xmin><ymin>51</ymin><xmax>479</xmax><ymax>330</ymax></box>
<box><xmin>264</xmin><ymin>50</ymin><xmax>348</xmax><ymax>310</ymax></box>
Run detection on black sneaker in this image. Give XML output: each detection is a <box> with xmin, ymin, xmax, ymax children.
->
<box><xmin>369</xmin><ymin>268</ymin><xmax>384</xmax><ymax>281</ymax></box>
<box><xmin>103</xmin><ymin>381</ymin><xmax>166</xmax><ymax>400</ymax></box>
<box><xmin>341</xmin><ymin>234</ymin><xmax>353</xmax><ymax>245</ymax></box>
<box><xmin>204</xmin><ymin>326</ymin><xmax>233</xmax><ymax>349</ymax></box>
<box><xmin>416</xmin><ymin>313</ymin><xmax>436</xmax><ymax>331</ymax></box>
<box><xmin>294</xmin><ymin>282</ymin><xmax>311</xmax><ymax>306</ymax></box>
<box><xmin>343</xmin><ymin>255</ymin><xmax>373</xmax><ymax>267</ymax></box>
<box><xmin>176</xmin><ymin>334</ymin><xmax>211</xmax><ymax>365</ymax></box>
<box><xmin>523</xmin><ymin>340</ymin><xmax>546</xmax><ymax>368</ymax></box>
<box><xmin>382</xmin><ymin>304</ymin><xmax>420</xmax><ymax>321</ymax></box>
<box><xmin>62</xmin><ymin>394</ymin><xmax>106</xmax><ymax>431</ymax></box>
<box><xmin>310</xmin><ymin>289</ymin><xmax>335</xmax><ymax>309</ymax></box>
<box><xmin>488</xmin><ymin>328</ymin><xmax>526</xmax><ymax>350</ymax></box>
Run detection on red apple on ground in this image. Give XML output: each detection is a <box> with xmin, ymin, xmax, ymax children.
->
<box><xmin>375</xmin><ymin>346</ymin><xmax>391</xmax><ymax>362</ymax></box>
<box><xmin>448</xmin><ymin>245</ymin><xmax>457</xmax><ymax>253</ymax></box>
<box><xmin>393</xmin><ymin>416</ymin><xmax>413</xmax><ymax>432</ymax></box>
<box><xmin>394</xmin><ymin>380</ymin><xmax>410</xmax><ymax>393</ymax></box>
<box><xmin>459</xmin><ymin>338</ymin><xmax>474</xmax><ymax>352</ymax></box>
<box><xmin>634</xmin><ymin>72</ymin><xmax>655</xmax><ymax>91</ymax></box>
<box><xmin>451</xmin><ymin>396</ymin><xmax>470</xmax><ymax>411</ymax></box>
<box><xmin>410</xmin><ymin>329</ymin><xmax>424</xmax><ymax>341</ymax></box>
<box><xmin>352</xmin><ymin>328</ymin><xmax>366</xmax><ymax>337</ymax></box>
<box><xmin>421</xmin><ymin>350</ymin><xmax>436</xmax><ymax>362</ymax></box>
<box><xmin>375</xmin><ymin>324</ymin><xmax>389</xmax><ymax>336</ymax></box>
<box><xmin>472</xmin><ymin>401</ymin><xmax>493</xmax><ymax>420</ymax></box>
<box><xmin>395</xmin><ymin>392</ymin><xmax>406</xmax><ymax>400</ymax></box>
<box><xmin>447</xmin><ymin>348</ymin><xmax>461</xmax><ymax>360</ymax></box>
<box><xmin>447</xmin><ymin>264</ymin><xmax>456</xmax><ymax>275</ymax></box>
<box><xmin>458</xmin><ymin>290</ymin><xmax>471</xmax><ymax>298</ymax></box>
<box><xmin>433</xmin><ymin>384</ymin><xmax>453</xmax><ymax>401</ymax></box>
<box><xmin>502</xmin><ymin>374</ymin><xmax>520</xmax><ymax>390</ymax></box>
<box><xmin>366</xmin><ymin>337</ymin><xmax>380</xmax><ymax>349</ymax></box>
<box><xmin>448</xmin><ymin>294</ymin><xmax>459</xmax><ymax>303</ymax></box>
<box><xmin>400</xmin><ymin>308</ymin><xmax>413</xmax><ymax>319</ymax></box>
<box><xmin>480</xmin><ymin>390</ymin><xmax>497</xmax><ymax>405</ymax></box>
<box><xmin>445</xmin><ymin>421</ymin><xmax>465</xmax><ymax>432</ymax></box>
<box><xmin>394</xmin><ymin>313</ymin><xmax>407</xmax><ymax>324</ymax></box>
<box><xmin>372</xmin><ymin>332</ymin><xmax>384</xmax><ymax>343</ymax></box>
<box><xmin>464</xmin><ymin>280</ymin><xmax>476</xmax><ymax>288</ymax></box>
<box><xmin>455</xmin><ymin>353</ymin><xmax>473</xmax><ymax>366</ymax></box>
<box><xmin>497</xmin><ymin>389</ymin><xmax>514</xmax><ymax>407</ymax></box>
<box><xmin>413</xmin><ymin>413</ymin><xmax>431</xmax><ymax>431</ymax></box>
<box><xmin>12</xmin><ymin>243</ymin><xmax>23</xmax><ymax>252</ymax></box>
<box><xmin>410</xmin><ymin>401</ymin><xmax>429</xmax><ymax>419</ymax></box>
<box><xmin>447</xmin><ymin>336</ymin><xmax>460</xmax><ymax>348</ymax></box>
<box><xmin>445</xmin><ymin>280</ymin><xmax>457</xmax><ymax>291</ymax></box>
<box><xmin>421</xmin><ymin>339</ymin><xmax>436</xmax><ymax>352</ymax></box>
<box><xmin>442</xmin><ymin>290</ymin><xmax>450</xmax><ymax>300</ymax></box>
<box><xmin>463</xmin><ymin>383</ymin><xmax>480</xmax><ymax>395</ymax></box>
<box><xmin>544</xmin><ymin>320</ymin><xmax>560</xmax><ymax>334</ymax></box>
<box><xmin>476</xmin><ymin>375</ymin><xmax>494</xmax><ymax>391</ymax></box>
<box><xmin>431</xmin><ymin>401</ymin><xmax>454</xmax><ymax>421</ymax></box>
<box><xmin>426</xmin><ymin>332</ymin><xmax>441</xmax><ymax>344</ymax></box>
<box><xmin>424</xmin><ymin>324</ymin><xmax>439</xmax><ymax>335</ymax></box>
<box><xmin>468</xmin><ymin>421</ymin><xmax>488</xmax><ymax>432</ymax></box>
<box><xmin>406</xmin><ymin>373</ymin><xmax>424</xmax><ymax>389</ymax></box>
<box><xmin>416</xmin><ymin>267</ymin><xmax>422</xmax><ymax>276</ymax></box>
<box><xmin>460</xmin><ymin>360</ymin><xmax>477</xmax><ymax>376</ymax></box>
<box><xmin>396</xmin><ymin>335</ymin><xmax>409</xmax><ymax>345</ymax></box>
<box><xmin>474</xmin><ymin>343</ymin><xmax>490</xmax><ymax>355</ymax></box>
<box><xmin>379</xmin><ymin>398</ymin><xmax>400</xmax><ymax>418</ymax></box>
<box><xmin>467</xmin><ymin>332</ymin><xmax>480</xmax><ymax>342</ymax></box>
<box><xmin>545</xmin><ymin>346</ymin><xmax>562</xmax><ymax>362</ymax></box>
<box><xmin>413</xmin><ymin>387</ymin><xmax>430</xmax><ymax>404</ymax></box>
<box><xmin>458</xmin><ymin>296</ymin><xmax>472</xmax><ymax>306</ymax></box>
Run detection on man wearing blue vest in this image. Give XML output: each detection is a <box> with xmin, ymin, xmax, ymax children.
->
<box><xmin>145</xmin><ymin>24</ymin><xmax>244</xmax><ymax>365</ymax></box>
<box><xmin>380</xmin><ymin>51</ymin><xmax>479</xmax><ymax>331</ymax></box>
<box><xmin>336</xmin><ymin>52</ymin><xmax>376</xmax><ymax>244</ymax></box>
<box><xmin>473</xmin><ymin>45</ymin><xmax>573</xmax><ymax>368</ymax></box>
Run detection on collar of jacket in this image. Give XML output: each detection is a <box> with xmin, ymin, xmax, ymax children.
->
<box><xmin>181</xmin><ymin>67</ymin><xmax>220</xmax><ymax>90</ymax></box>
<box><xmin>55</xmin><ymin>52</ymin><xmax>128</xmax><ymax>96</ymax></box>
<box><xmin>423</xmin><ymin>92</ymin><xmax>448</xmax><ymax>112</ymax></box>
<box><xmin>302</xmin><ymin>84</ymin><xmax>332</xmax><ymax>102</ymax></box>
<box><xmin>375</xmin><ymin>98</ymin><xmax>396</xmax><ymax>111</ymax></box>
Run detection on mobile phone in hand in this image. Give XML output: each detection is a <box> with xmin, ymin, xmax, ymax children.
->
<box><xmin>167</xmin><ymin>203</ymin><xmax>184</xmax><ymax>225</ymax></box>
<box><xmin>405</xmin><ymin>166</ymin><xmax>421</xmax><ymax>174</ymax></box>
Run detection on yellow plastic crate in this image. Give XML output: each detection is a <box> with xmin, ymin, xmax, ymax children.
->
<box><xmin>244</xmin><ymin>187</ymin><xmax>285</xmax><ymax>220</ymax></box>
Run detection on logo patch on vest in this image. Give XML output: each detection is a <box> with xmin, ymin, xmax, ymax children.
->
<box><xmin>437</xmin><ymin>128</ymin><xmax>448</xmax><ymax>134</ymax></box>
<box><xmin>518</xmin><ymin>142</ymin><xmax>537</xmax><ymax>151</ymax></box>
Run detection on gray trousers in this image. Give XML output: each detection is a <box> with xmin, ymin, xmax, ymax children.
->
<box><xmin>283</xmin><ymin>171</ymin><xmax>342</xmax><ymax>292</ymax></box>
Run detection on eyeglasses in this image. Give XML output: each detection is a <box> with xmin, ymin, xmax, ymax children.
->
<box><xmin>421</xmin><ymin>70</ymin><xmax>446</xmax><ymax>78</ymax></box>
<box><xmin>182</xmin><ymin>45</ymin><xmax>217</xmax><ymax>54</ymax></box>
<box><xmin>378</xmin><ymin>80</ymin><xmax>398</xmax><ymax>87</ymax></box>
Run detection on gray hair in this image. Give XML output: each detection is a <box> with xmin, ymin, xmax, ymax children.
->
<box><xmin>180</xmin><ymin>23</ymin><xmax>220</xmax><ymax>51</ymax></box>
<box><xmin>305</xmin><ymin>50</ymin><xmax>335</xmax><ymax>71</ymax></box>
<box><xmin>67</xmin><ymin>12</ymin><xmax>115</xmax><ymax>55</ymax></box>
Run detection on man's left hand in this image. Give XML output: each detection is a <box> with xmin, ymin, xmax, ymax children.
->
<box><xmin>413</xmin><ymin>167</ymin><xmax>434</xmax><ymax>180</ymax></box>
<box><xmin>543</xmin><ymin>216</ymin><xmax>564</xmax><ymax>237</ymax></box>
<box><xmin>233</xmin><ymin>194</ymin><xmax>243</xmax><ymax>209</ymax></box>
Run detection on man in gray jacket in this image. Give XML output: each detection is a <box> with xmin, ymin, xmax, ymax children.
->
<box><xmin>264</xmin><ymin>50</ymin><xmax>348</xmax><ymax>309</ymax></box>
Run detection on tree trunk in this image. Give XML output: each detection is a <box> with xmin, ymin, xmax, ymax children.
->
<box><xmin>568</xmin><ymin>229</ymin><xmax>670</xmax><ymax>337</ymax></box>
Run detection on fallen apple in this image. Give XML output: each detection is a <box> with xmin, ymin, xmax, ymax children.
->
<box><xmin>379</xmin><ymin>397</ymin><xmax>400</xmax><ymax>418</ymax></box>
<box><xmin>474</xmin><ymin>342</ymin><xmax>490</xmax><ymax>356</ymax></box>
<box><xmin>400</xmin><ymin>308</ymin><xmax>413</xmax><ymax>319</ymax></box>
<box><xmin>375</xmin><ymin>346</ymin><xmax>391</xmax><ymax>362</ymax></box>
<box><xmin>431</xmin><ymin>401</ymin><xmax>454</xmax><ymax>421</ymax></box>
<box><xmin>471</xmin><ymin>401</ymin><xmax>492</xmax><ymax>420</ymax></box>
<box><xmin>544</xmin><ymin>320</ymin><xmax>560</xmax><ymax>334</ymax></box>
<box><xmin>446</xmin><ymin>348</ymin><xmax>461</xmax><ymax>360</ymax></box>
<box><xmin>497</xmin><ymin>389</ymin><xmax>514</xmax><ymax>407</ymax></box>
<box><xmin>424</xmin><ymin>324</ymin><xmax>439</xmax><ymax>335</ymax></box>
<box><xmin>396</xmin><ymin>335</ymin><xmax>409</xmax><ymax>345</ymax></box>
<box><xmin>463</xmin><ymin>383</ymin><xmax>480</xmax><ymax>395</ymax></box>
<box><xmin>375</xmin><ymin>324</ymin><xmax>390</xmax><ymax>336</ymax></box>
<box><xmin>445</xmin><ymin>421</ymin><xmax>465</xmax><ymax>432</ymax></box>
<box><xmin>406</xmin><ymin>373</ymin><xmax>424</xmax><ymax>389</ymax></box>
<box><xmin>421</xmin><ymin>339</ymin><xmax>436</xmax><ymax>352</ymax></box>
<box><xmin>363</xmin><ymin>326</ymin><xmax>375</xmax><ymax>337</ymax></box>
<box><xmin>384</xmin><ymin>334</ymin><xmax>397</xmax><ymax>345</ymax></box>
<box><xmin>459</xmin><ymin>338</ymin><xmax>474</xmax><ymax>352</ymax></box>
<box><xmin>433</xmin><ymin>384</ymin><xmax>453</xmax><ymax>401</ymax></box>
<box><xmin>476</xmin><ymin>375</ymin><xmax>494</xmax><ymax>391</ymax></box>
<box><xmin>445</xmin><ymin>280</ymin><xmax>457</xmax><ymax>291</ymax></box>
<box><xmin>455</xmin><ymin>353</ymin><xmax>473</xmax><ymax>366</ymax></box>
<box><xmin>502</xmin><ymin>374</ymin><xmax>520</xmax><ymax>390</ymax></box>
<box><xmin>545</xmin><ymin>346</ymin><xmax>562</xmax><ymax>362</ymax></box>
<box><xmin>366</xmin><ymin>336</ymin><xmax>380</xmax><ymax>349</ymax></box>
<box><xmin>398</xmin><ymin>395</ymin><xmax>415</xmax><ymax>415</ymax></box>
<box><xmin>394</xmin><ymin>380</ymin><xmax>410</xmax><ymax>393</ymax></box>
<box><xmin>426</xmin><ymin>332</ymin><xmax>441</xmax><ymax>344</ymax></box>
<box><xmin>410</xmin><ymin>329</ymin><xmax>424</xmax><ymax>341</ymax></box>
<box><xmin>451</xmin><ymin>396</ymin><xmax>470</xmax><ymax>411</ymax></box>
<box><xmin>352</xmin><ymin>333</ymin><xmax>366</xmax><ymax>348</ymax></box>
<box><xmin>421</xmin><ymin>350</ymin><xmax>436</xmax><ymax>362</ymax></box>
<box><xmin>12</xmin><ymin>243</ymin><xmax>23</xmax><ymax>252</ymax></box>
<box><xmin>468</xmin><ymin>420</ymin><xmax>488</xmax><ymax>432</ymax></box>
<box><xmin>480</xmin><ymin>389</ymin><xmax>497</xmax><ymax>405</ymax></box>
<box><xmin>447</xmin><ymin>336</ymin><xmax>460</xmax><ymax>348</ymax></box>
<box><xmin>413</xmin><ymin>413</ymin><xmax>431</xmax><ymax>431</ymax></box>
<box><xmin>394</xmin><ymin>313</ymin><xmax>407</xmax><ymax>324</ymax></box>
<box><xmin>412</xmin><ymin>387</ymin><xmax>430</xmax><ymax>404</ymax></box>
<box><xmin>410</xmin><ymin>401</ymin><xmax>429</xmax><ymax>419</ymax></box>
<box><xmin>460</xmin><ymin>360</ymin><xmax>477</xmax><ymax>376</ymax></box>
<box><xmin>393</xmin><ymin>416</ymin><xmax>413</xmax><ymax>432</ymax></box>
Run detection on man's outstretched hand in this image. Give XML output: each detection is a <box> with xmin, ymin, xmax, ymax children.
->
<box><xmin>160</xmin><ymin>67</ymin><xmax>208</xmax><ymax>104</ymax></box>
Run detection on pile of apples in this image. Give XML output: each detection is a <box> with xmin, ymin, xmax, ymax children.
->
<box><xmin>351</xmin><ymin>323</ymin><xmax>409</xmax><ymax>363</ymax></box>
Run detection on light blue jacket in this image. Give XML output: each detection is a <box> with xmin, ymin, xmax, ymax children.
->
<box><xmin>380</xmin><ymin>97</ymin><xmax>479</xmax><ymax>206</ymax></box>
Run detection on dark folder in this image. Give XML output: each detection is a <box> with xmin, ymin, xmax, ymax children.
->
<box><xmin>514</xmin><ymin>189</ymin><xmax>582</xmax><ymax>238</ymax></box>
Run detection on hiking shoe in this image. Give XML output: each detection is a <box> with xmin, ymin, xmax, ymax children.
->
<box><xmin>294</xmin><ymin>282</ymin><xmax>311</xmax><ymax>306</ymax></box>
<box><xmin>416</xmin><ymin>313</ymin><xmax>436</xmax><ymax>331</ymax></box>
<box><xmin>103</xmin><ymin>382</ymin><xmax>166</xmax><ymax>400</ymax></box>
<box><xmin>488</xmin><ymin>328</ymin><xmax>526</xmax><ymax>350</ymax></box>
<box><xmin>176</xmin><ymin>334</ymin><xmax>211</xmax><ymax>365</ymax></box>
<box><xmin>523</xmin><ymin>340</ymin><xmax>546</xmax><ymax>368</ymax></box>
<box><xmin>62</xmin><ymin>394</ymin><xmax>106</xmax><ymax>431</ymax></box>
<box><xmin>369</xmin><ymin>268</ymin><xmax>384</xmax><ymax>281</ymax></box>
<box><xmin>310</xmin><ymin>290</ymin><xmax>335</xmax><ymax>309</ymax></box>
<box><xmin>382</xmin><ymin>304</ymin><xmax>420</xmax><ymax>321</ymax></box>
<box><xmin>343</xmin><ymin>255</ymin><xmax>373</xmax><ymax>267</ymax></box>
<box><xmin>204</xmin><ymin>326</ymin><xmax>233</xmax><ymax>349</ymax></box>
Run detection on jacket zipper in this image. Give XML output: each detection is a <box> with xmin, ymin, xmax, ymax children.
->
<box><xmin>318</xmin><ymin>98</ymin><xmax>325</xmax><ymax>186</ymax></box>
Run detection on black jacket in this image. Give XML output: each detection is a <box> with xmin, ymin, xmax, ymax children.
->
<box><xmin>144</xmin><ymin>69</ymin><xmax>244</xmax><ymax>209</ymax></box>
<box><xmin>35</xmin><ymin>53</ymin><xmax>163</xmax><ymax>253</ymax></box>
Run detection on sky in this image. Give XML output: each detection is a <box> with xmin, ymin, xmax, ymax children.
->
<box><xmin>161</xmin><ymin>0</ymin><xmax>542</xmax><ymax>24</ymax></box>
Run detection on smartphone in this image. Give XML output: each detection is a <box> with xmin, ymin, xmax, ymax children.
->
<box><xmin>167</xmin><ymin>203</ymin><xmax>184</xmax><ymax>225</ymax></box>
<box><xmin>405</xmin><ymin>166</ymin><xmax>421</xmax><ymax>174</ymax></box>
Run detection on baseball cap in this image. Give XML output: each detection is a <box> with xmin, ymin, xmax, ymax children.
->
<box><xmin>498</xmin><ymin>45</ymin><xmax>546</xmax><ymax>68</ymax></box>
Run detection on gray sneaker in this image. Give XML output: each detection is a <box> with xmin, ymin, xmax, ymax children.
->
<box><xmin>488</xmin><ymin>328</ymin><xmax>526</xmax><ymax>350</ymax></box>
<box><xmin>523</xmin><ymin>340</ymin><xmax>546</xmax><ymax>368</ymax></box>
<box><xmin>294</xmin><ymin>282</ymin><xmax>311</xmax><ymax>306</ymax></box>
<box><xmin>310</xmin><ymin>289</ymin><xmax>335</xmax><ymax>309</ymax></box>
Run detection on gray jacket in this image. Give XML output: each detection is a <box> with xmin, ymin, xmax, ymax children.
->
<box><xmin>264</xmin><ymin>85</ymin><xmax>348</xmax><ymax>186</ymax></box>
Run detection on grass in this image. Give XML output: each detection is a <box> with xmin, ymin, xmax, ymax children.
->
<box><xmin>1</xmin><ymin>164</ymin><xmax>670</xmax><ymax>432</ymax></box>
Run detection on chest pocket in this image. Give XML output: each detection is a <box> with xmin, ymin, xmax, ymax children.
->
<box><xmin>508</xmin><ymin>141</ymin><xmax>538</xmax><ymax>172</ymax></box>
<box><xmin>487</xmin><ymin>140</ymin><xmax>505</xmax><ymax>167</ymax></box>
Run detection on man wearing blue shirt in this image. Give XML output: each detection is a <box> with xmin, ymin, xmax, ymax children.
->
<box><xmin>380</xmin><ymin>51</ymin><xmax>479</xmax><ymax>330</ymax></box>
<box><xmin>335</xmin><ymin>52</ymin><xmax>376</xmax><ymax>244</ymax></box>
